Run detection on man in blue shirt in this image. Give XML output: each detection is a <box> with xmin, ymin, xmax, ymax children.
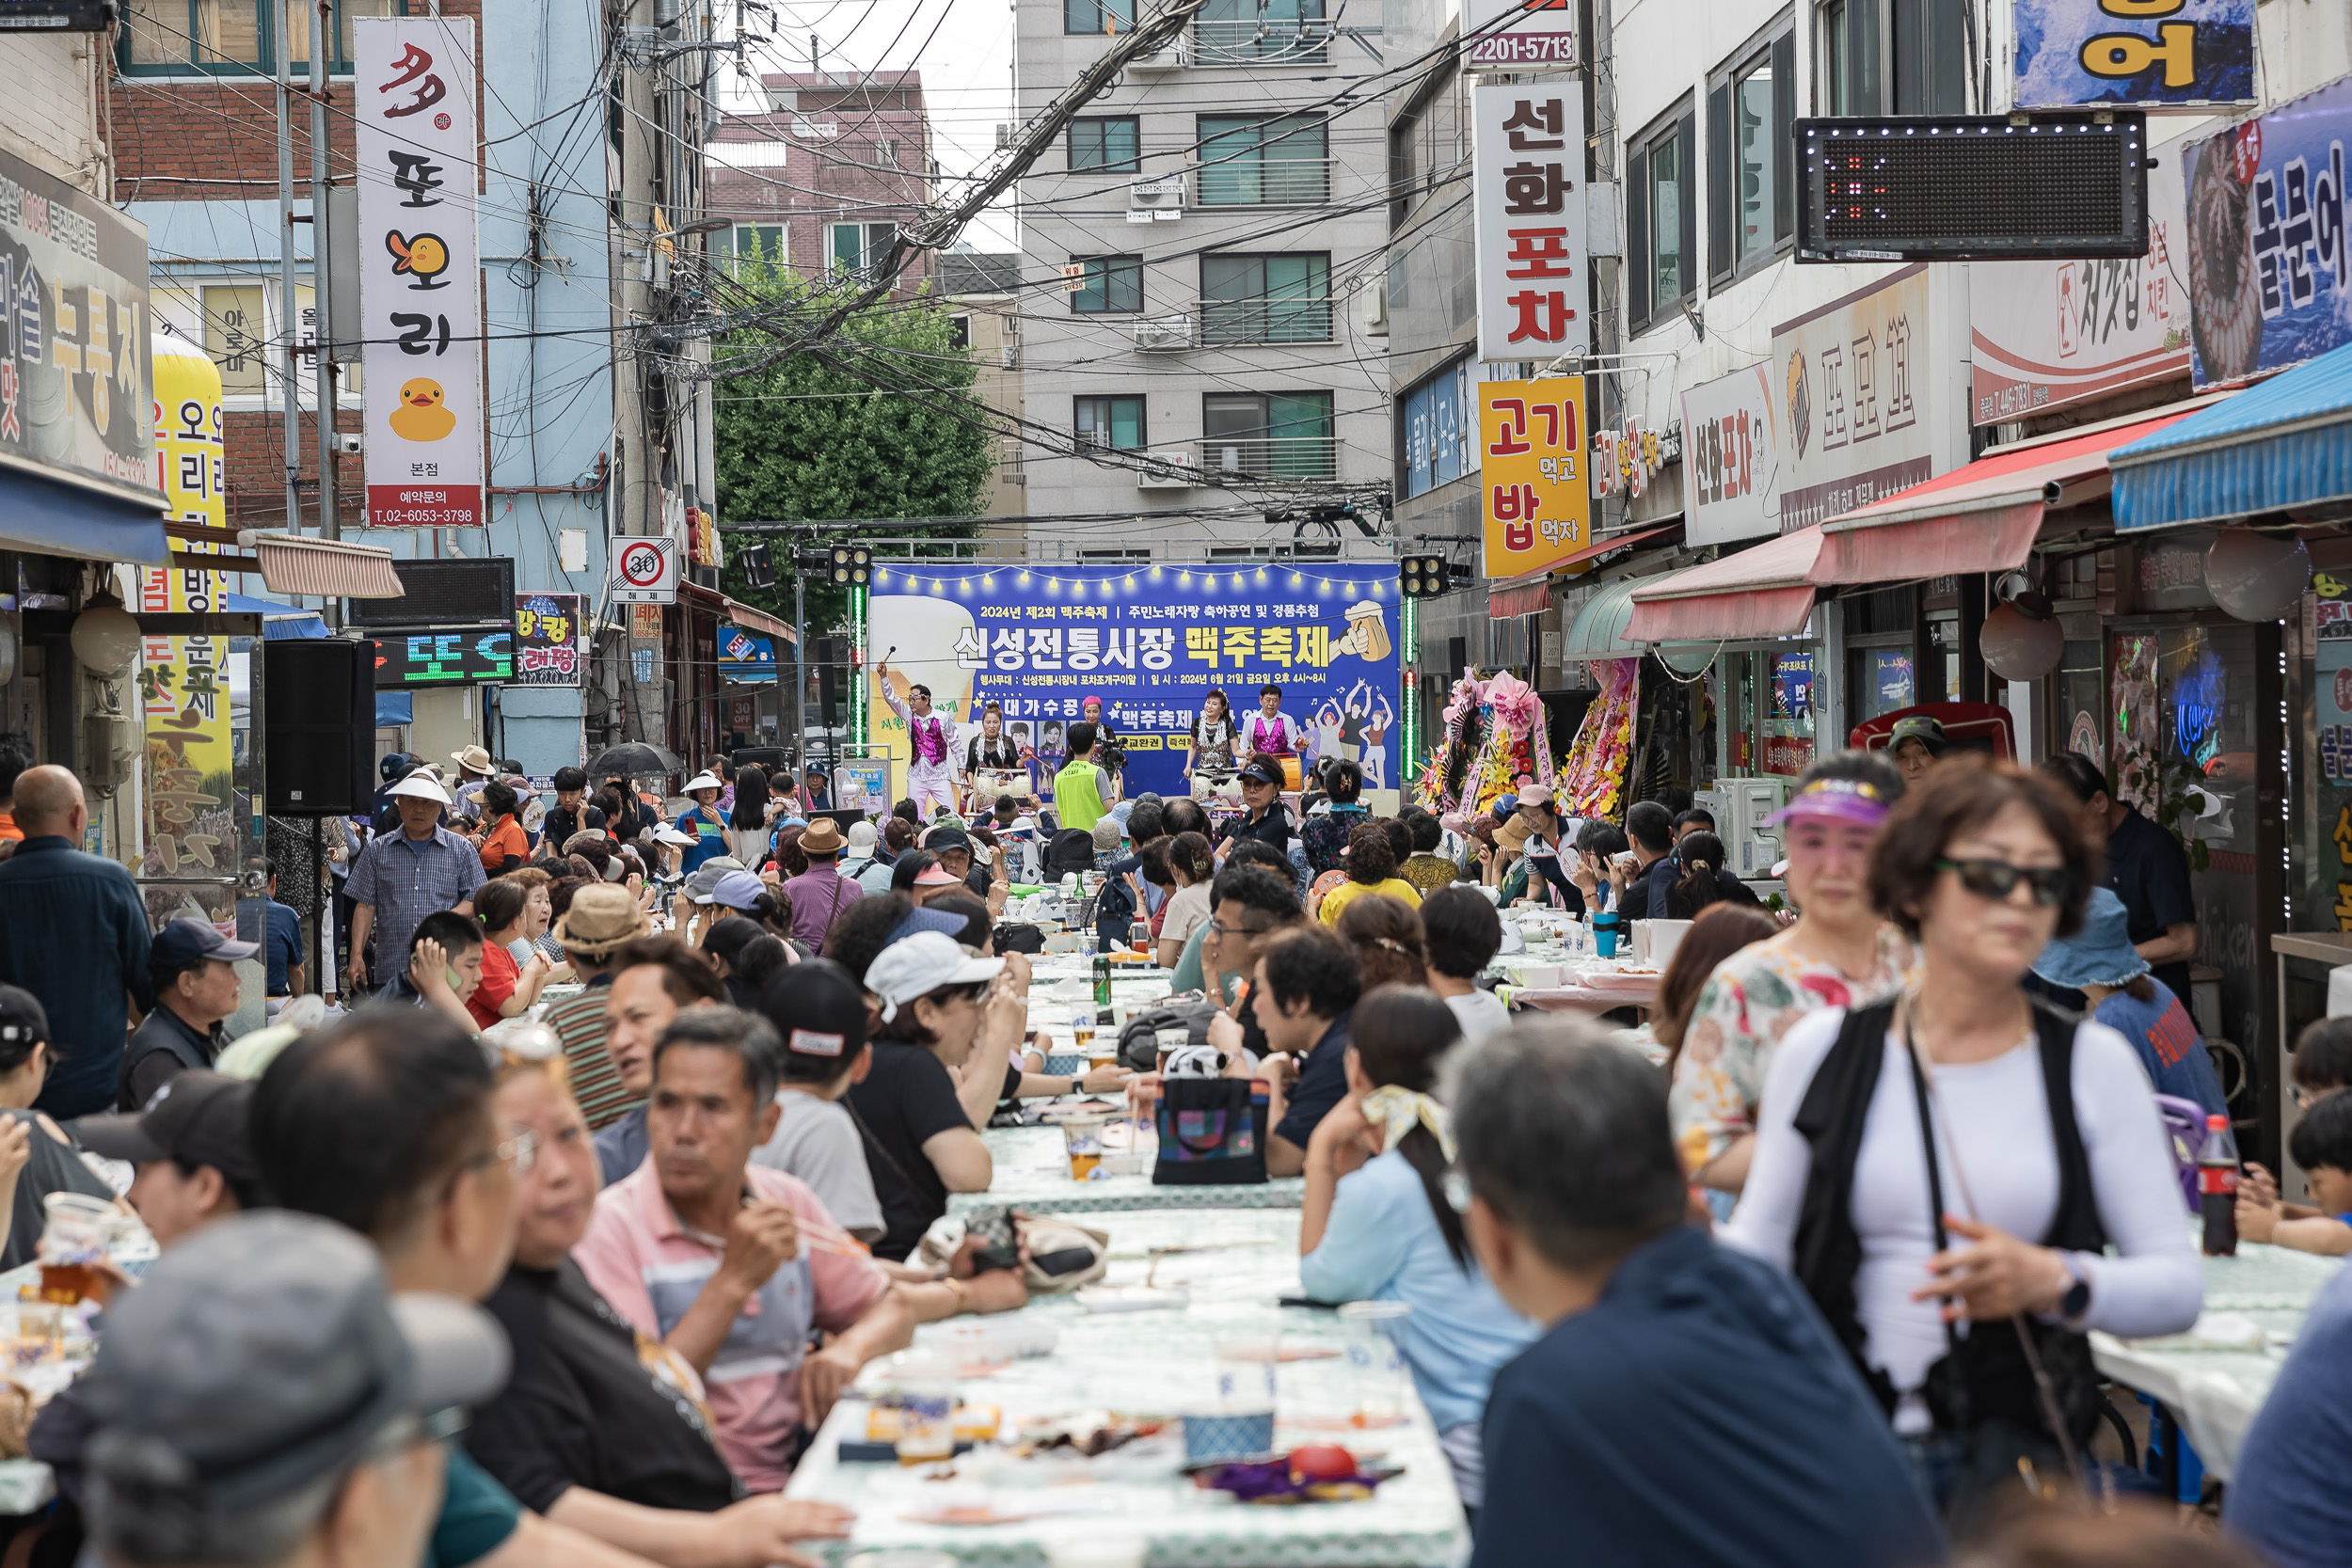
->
<box><xmin>0</xmin><ymin>767</ymin><xmax>153</xmax><ymax>1119</ymax></box>
<box><xmin>1254</xmin><ymin>927</ymin><xmax>1360</xmax><ymax>1178</ymax></box>
<box><xmin>1451</xmin><ymin>1024</ymin><xmax>1946</xmax><ymax>1567</ymax></box>
<box><xmin>344</xmin><ymin>772</ymin><xmax>485</xmax><ymax>992</ymax></box>
<box><xmin>258</xmin><ymin>860</ymin><xmax>305</xmax><ymax>1007</ymax></box>
<box><xmin>2225</xmin><ymin>1247</ymin><xmax>2352</xmax><ymax>1568</ymax></box>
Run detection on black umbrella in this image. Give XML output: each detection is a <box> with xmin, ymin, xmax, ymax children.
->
<box><xmin>586</xmin><ymin>742</ymin><xmax>685</xmax><ymax>778</ymax></box>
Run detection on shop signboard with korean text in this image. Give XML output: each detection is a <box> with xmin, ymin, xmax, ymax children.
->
<box><xmin>375</xmin><ymin>626</ymin><xmax>514</xmax><ymax>688</ymax></box>
<box><xmin>2317</xmin><ymin>575</ymin><xmax>2352</xmax><ymax>929</ymax></box>
<box><xmin>1472</xmin><ymin>84</ymin><xmax>1588</xmax><ymax>363</ymax></box>
<box><xmin>1680</xmin><ymin>362</ymin><xmax>1783</xmax><ymax>545</ymax></box>
<box><xmin>2014</xmin><ymin>0</ymin><xmax>2254</xmax><ymax>111</ymax></box>
<box><xmin>2180</xmin><ymin>76</ymin><xmax>2352</xmax><ymax>388</ymax></box>
<box><xmin>356</xmin><ymin>17</ymin><xmax>484</xmax><ymax>529</ymax></box>
<box><xmin>1477</xmin><ymin>377</ymin><xmax>1590</xmax><ymax>578</ymax></box>
<box><xmin>1971</xmin><ymin>149</ymin><xmax>2190</xmax><ymax>424</ymax></box>
<box><xmin>511</xmin><ymin>593</ymin><xmax>583</xmax><ymax>688</ymax></box>
<box><xmin>1463</xmin><ymin>0</ymin><xmax>1576</xmax><ymax>71</ymax></box>
<box><xmin>0</xmin><ymin>144</ymin><xmax>158</xmax><ymax>507</ymax></box>
<box><xmin>1769</xmin><ymin>263</ymin><xmax>1943</xmax><ymax>532</ymax></box>
<box><xmin>866</xmin><ymin>562</ymin><xmax>1401</xmax><ymax>802</ymax></box>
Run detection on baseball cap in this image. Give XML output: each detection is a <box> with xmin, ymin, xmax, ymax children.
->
<box><xmin>884</xmin><ymin>906</ymin><xmax>970</xmax><ymax>948</ymax></box>
<box><xmin>922</xmin><ymin>826</ymin><xmax>971</xmax><ymax>853</ymax></box>
<box><xmin>1519</xmin><ymin>783</ymin><xmax>1555</xmax><ymax>808</ymax></box>
<box><xmin>1888</xmin><ymin>715</ymin><xmax>1947</xmax><ymax>753</ymax></box>
<box><xmin>1237</xmin><ymin>758</ymin><xmax>1282</xmax><ymax>788</ymax></box>
<box><xmin>388</xmin><ymin>772</ymin><xmax>453</xmax><ymax>805</ymax></box>
<box><xmin>0</xmin><ymin>986</ymin><xmax>47</xmax><ymax>1051</ymax></box>
<box><xmin>152</xmin><ymin>918</ymin><xmax>261</xmax><ymax>972</ymax></box>
<box><xmin>702</xmin><ymin>870</ymin><xmax>767</xmax><ymax>911</ymax></box>
<box><xmin>866</xmin><ymin>931</ymin><xmax>1003</xmax><ymax>1022</ymax></box>
<box><xmin>79</xmin><ymin>1071</ymin><xmax>265</xmax><ymax>1194</ymax></box>
<box><xmin>681</xmin><ymin>857</ymin><xmax>747</xmax><ymax>903</ymax></box>
<box><xmin>79</xmin><ymin>1212</ymin><xmax>508</xmax><ymax>1527</ymax></box>
<box><xmin>755</xmin><ymin>959</ymin><xmax>868</xmax><ymax>1060</ymax></box>
<box><xmin>846</xmin><ymin>819</ymin><xmax>879</xmax><ymax>853</ymax></box>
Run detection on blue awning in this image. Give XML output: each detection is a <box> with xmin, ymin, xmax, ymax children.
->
<box><xmin>2110</xmin><ymin>342</ymin><xmax>2352</xmax><ymax>531</ymax></box>
<box><xmin>222</xmin><ymin>592</ymin><xmax>327</xmax><ymax>641</ymax></box>
<box><xmin>0</xmin><ymin>465</ymin><xmax>167</xmax><ymax>564</ymax></box>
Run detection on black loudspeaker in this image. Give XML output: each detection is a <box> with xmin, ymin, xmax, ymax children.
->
<box><xmin>264</xmin><ymin>639</ymin><xmax>377</xmax><ymax>816</ymax></box>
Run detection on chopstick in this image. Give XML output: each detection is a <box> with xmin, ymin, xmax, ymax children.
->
<box><xmin>738</xmin><ymin>1187</ymin><xmax>873</xmax><ymax>1259</ymax></box>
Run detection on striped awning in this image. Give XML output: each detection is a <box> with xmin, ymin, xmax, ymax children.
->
<box><xmin>2110</xmin><ymin>341</ymin><xmax>2352</xmax><ymax>531</ymax></box>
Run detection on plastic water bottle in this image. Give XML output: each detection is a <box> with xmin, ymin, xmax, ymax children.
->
<box><xmin>2199</xmin><ymin>1113</ymin><xmax>2239</xmax><ymax>1257</ymax></box>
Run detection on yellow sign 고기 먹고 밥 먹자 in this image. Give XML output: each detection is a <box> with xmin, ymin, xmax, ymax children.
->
<box><xmin>1478</xmin><ymin>376</ymin><xmax>1591</xmax><ymax>579</ymax></box>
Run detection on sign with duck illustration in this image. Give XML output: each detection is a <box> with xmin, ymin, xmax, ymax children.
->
<box><xmin>356</xmin><ymin>17</ymin><xmax>482</xmax><ymax>528</ymax></box>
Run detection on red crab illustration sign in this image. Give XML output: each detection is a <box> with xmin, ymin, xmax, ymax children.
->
<box><xmin>610</xmin><ymin>536</ymin><xmax>678</xmax><ymax>605</ymax></box>
<box><xmin>355</xmin><ymin>16</ymin><xmax>483</xmax><ymax>529</ymax></box>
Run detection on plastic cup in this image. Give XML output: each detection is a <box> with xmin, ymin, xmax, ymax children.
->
<box><xmin>1338</xmin><ymin>1300</ymin><xmax>1413</xmax><ymax>1424</ymax></box>
<box><xmin>890</xmin><ymin>1350</ymin><xmax>958</xmax><ymax>1466</ymax></box>
<box><xmin>1061</xmin><ymin>1116</ymin><xmax>1109</xmax><ymax>1180</ymax></box>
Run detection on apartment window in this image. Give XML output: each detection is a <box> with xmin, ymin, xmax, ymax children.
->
<box><xmin>1708</xmin><ymin>22</ymin><xmax>1795</xmax><ymax>283</ymax></box>
<box><xmin>1388</xmin><ymin>76</ymin><xmax>1465</xmax><ymax>230</ymax></box>
<box><xmin>949</xmin><ymin>313</ymin><xmax>971</xmax><ymax>349</ymax></box>
<box><xmin>1819</xmin><ymin>0</ymin><xmax>1965</xmax><ymax>114</ymax></box>
<box><xmin>730</xmin><ymin>225</ymin><xmax>785</xmax><ymax>275</ymax></box>
<box><xmin>827</xmin><ymin>222</ymin><xmax>898</xmax><ymax>281</ymax></box>
<box><xmin>1064</xmin><ymin>0</ymin><xmax>1134</xmax><ymax>33</ymax></box>
<box><xmin>873</xmin><ymin>139</ymin><xmax>899</xmax><ymax>168</ymax></box>
<box><xmin>1197</xmin><ymin>0</ymin><xmax>1326</xmax><ymax>64</ymax></box>
<box><xmin>1198</xmin><ymin>116</ymin><xmax>1328</xmax><ymax>206</ymax></box>
<box><xmin>1076</xmin><ymin>396</ymin><xmax>1147</xmax><ymax>451</ymax></box>
<box><xmin>1626</xmin><ymin>103</ymin><xmax>1696</xmax><ymax>333</ymax></box>
<box><xmin>119</xmin><ymin>0</ymin><xmax>398</xmax><ymax>73</ymax></box>
<box><xmin>1200</xmin><ymin>253</ymin><xmax>1331</xmax><ymax>344</ymax></box>
<box><xmin>1069</xmin><ymin>118</ymin><xmax>1142</xmax><ymax>173</ymax></box>
<box><xmin>1201</xmin><ymin>392</ymin><xmax>1335</xmax><ymax>480</ymax></box>
<box><xmin>1069</xmin><ymin>256</ymin><xmax>1143</xmax><ymax>313</ymax></box>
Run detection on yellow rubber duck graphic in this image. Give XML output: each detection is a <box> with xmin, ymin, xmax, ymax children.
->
<box><xmin>385</xmin><ymin>230</ymin><xmax>452</xmax><ymax>290</ymax></box>
<box><xmin>389</xmin><ymin>378</ymin><xmax>455</xmax><ymax>441</ymax></box>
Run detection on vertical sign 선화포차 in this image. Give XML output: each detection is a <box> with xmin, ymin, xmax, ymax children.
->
<box><xmin>1478</xmin><ymin>377</ymin><xmax>1590</xmax><ymax>578</ymax></box>
<box><xmin>356</xmin><ymin>17</ymin><xmax>483</xmax><ymax>529</ymax></box>
<box><xmin>1472</xmin><ymin>84</ymin><xmax>1588</xmax><ymax>364</ymax></box>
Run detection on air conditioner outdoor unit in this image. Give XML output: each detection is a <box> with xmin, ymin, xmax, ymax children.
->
<box><xmin>1134</xmin><ymin>314</ymin><xmax>1194</xmax><ymax>351</ymax></box>
<box><xmin>1136</xmin><ymin>451</ymin><xmax>1198</xmax><ymax>489</ymax></box>
<box><xmin>1128</xmin><ymin>40</ymin><xmax>1185</xmax><ymax>69</ymax></box>
<box><xmin>1127</xmin><ymin>175</ymin><xmax>1186</xmax><ymax>221</ymax></box>
<box><xmin>1698</xmin><ymin>777</ymin><xmax>1795</xmax><ymax>879</ymax></box>
<box><xmin>1359</xmin><ymin>275</ymin><xmax>1388</xmax><ymax>335</ymax></box>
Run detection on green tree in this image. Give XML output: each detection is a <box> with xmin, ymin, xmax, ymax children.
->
<box><xmin>713</xmin><ymin>267</ymin><xmax>995</xmax><ymax>638</ymax></box>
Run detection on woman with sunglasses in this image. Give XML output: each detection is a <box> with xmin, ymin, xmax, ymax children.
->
<box><xmin>1668</xmin><ymin>752</ymin><xmax>1913</xmax><ymax>1195</ymax></box>
<box><xmin>1724</xmin><ymin>758</ymin><xmax>2199</xmax><ymax>1526</ymax></box>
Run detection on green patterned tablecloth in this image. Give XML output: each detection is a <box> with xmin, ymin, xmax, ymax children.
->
<box><xmin>2090</xmin><ymin>1228</ymin><xmax>2344</xmax><ymax>1483</ymax></box>
<box><xmin>787</xmin><ymin>1207</ymin><xmax>1470</xmax><ymax>1567</ymax></box>
<box><xmin>956</xmin><ymin>1127</ymin><xmax>1307</xmax><ymax>1216</ymax></box>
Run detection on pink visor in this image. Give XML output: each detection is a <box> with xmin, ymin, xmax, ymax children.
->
<box><xmin>1765</xmin><ymin>777</ymin><xmax>1892</xmax><ymax>828</ymax></box>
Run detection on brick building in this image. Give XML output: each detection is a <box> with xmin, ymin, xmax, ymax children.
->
<box><xmin>707</xmin><ymin>71</ymin><xmax>935</xmax><ymax>295</ymax></box>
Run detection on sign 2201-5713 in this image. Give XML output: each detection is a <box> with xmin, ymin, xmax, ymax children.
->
<box><xmin>610</xmin><ymin>535</ymin><xmax>679</xmax><ymax>604</ymax></box>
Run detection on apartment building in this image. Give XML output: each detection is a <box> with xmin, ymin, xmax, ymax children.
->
<box><xmin>940</xmin><ymin>250</ymin><xmax>1029</xmax><ymax>523</ymax></box>
<box><xmin>1011</xmin><ymin>0</ymin><xmax>1393</xmax><ymax>559</ymax></box>
<box><xmin>708</xmin><ymin>71</ymin><xmax>935</xmax><ymax>296</ymax></box>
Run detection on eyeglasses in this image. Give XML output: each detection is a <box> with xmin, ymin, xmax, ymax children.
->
<box><xmin>1208</xmin><ymin>919</ymin><xmax>1269</xmax><ymax>942</ymax></box>
<box><xmin>1933</xmin><ymin>857</ymin><xmax>2074</xmax><ymax>908</ymax></box>
<box><xmin>494</xmin><ymin>1129</ymin><xmax>539</xmax><ymax>1175</ymax></box>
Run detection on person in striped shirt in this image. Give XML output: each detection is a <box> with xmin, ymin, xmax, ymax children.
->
<box><xmin>542</xmin><ymin>884</ymin><xmax>650</xmax><ymax>1133</ymax></box>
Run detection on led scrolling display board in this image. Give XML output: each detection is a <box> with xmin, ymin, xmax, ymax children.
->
<box><xmin>1795</xmin><ymin>112</ymin><xmax>2149</xmax><ymax>263</ymax></box>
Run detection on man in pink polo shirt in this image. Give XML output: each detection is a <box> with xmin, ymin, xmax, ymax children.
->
<box><xmin>575</xmin><ymin>1007</ymin><xmax>913</xmax><ymax>1491</ymax></box>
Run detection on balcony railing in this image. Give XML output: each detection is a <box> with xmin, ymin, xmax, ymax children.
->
<box><xmin>1194</xmin><ymin>293</ymin><xmax>1335</xmax><ymax>345</ymax></box>
<box><xmin>1191</xmin><ymin>17</ymin><xmax>1328</xmax><ymax>63</ymax></box>
<box><xmin>1190</xmin><ymin>434</ymin><xmax>1339</xmax><ymax>482</ymax></box>
<box><xmin>1194</xmin><ymin>155</ymin><xmax>1332</xmax><ymax>207</ymax></box>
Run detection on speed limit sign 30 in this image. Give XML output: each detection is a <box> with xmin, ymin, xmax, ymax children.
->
<box><xmin>610</xmin><ymin>536</ymin><xmax>679</xmax><ymax>604</ymax></box>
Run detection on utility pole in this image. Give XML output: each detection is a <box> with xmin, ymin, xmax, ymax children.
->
<box><xmin>274</xmin><ymin>0</ymin><xmax>302</xmax><ymax>540</ymax></box>
<box><xmin>311</xmin><ymin>0</ymin><xmax>340</xmax><ymax>559</ymax></box>
<box><xmin>794</xmin><ymin>568</ymin><xmax>806</xmax><ymax>763</ymax></box>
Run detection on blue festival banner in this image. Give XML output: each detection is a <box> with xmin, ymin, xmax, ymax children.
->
<box><xmin>2184</xmin><ymin>76</ymin><xmax>2352</xmax><ymax>388</ymax></box>
<box><xmin>866</xmin><ymin>562</ymin><xmax>1404</xmax><ymax>805</ymax></box>
<box><xmin>2013</xmin><ymin>0</ymin><xmax>2254</xmax><ymax>112</ymax></box>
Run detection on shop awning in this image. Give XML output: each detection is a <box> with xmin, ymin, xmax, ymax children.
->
<box><xmin>723</xmin><ymin>597</ymin><xmax>798</xmax><ymax>646</ymax></box>
<box><xmin>1488</xmin><ymin>571</ymin><xmax>1552</xmax><ymax>619</ymax></box>
<box><xmin>1815</xmin><ymin>405</ymin><xmax>2207</xmax><ymax>582</ymax></box>
<box><xmin>1560</xmin><ymin>577</ymin><xmax>1645</xmax><ymax>659</ymax></box>
<box><xmin>0</xmin><ymin>464</ymin><xmax>167</xmax><ymax>565</ymax></box>
<box><xmin>2110</xmin><ymin>341</ymin><xmax>2352</xmax><ymax>531</ymax></box>
<box><xmin>223</xmin><ymin>592</ymin><xmax>327</xmax><ymax>641</ymax></box>
<box><xmin>245</xmin><ymin>532</ymin><xmax>405</xmax><ymax>600</ymax></box>
<box><xmin>1627</xmin><ymin>529</ymin><xmax>1822</xmax><ymax>643</ymax></box>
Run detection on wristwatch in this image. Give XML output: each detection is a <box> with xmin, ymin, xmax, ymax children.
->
<box><xmin>2057</xmin><ymin>1255</ymin><xmax>2091</xmax><ymax>1321</ymax></box>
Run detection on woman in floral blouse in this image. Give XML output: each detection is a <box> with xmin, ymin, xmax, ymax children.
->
<box><xmin>1667</xmin><ymin>752</ymin><xmax>1914</xmax><ymax>1193</ymax></box>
